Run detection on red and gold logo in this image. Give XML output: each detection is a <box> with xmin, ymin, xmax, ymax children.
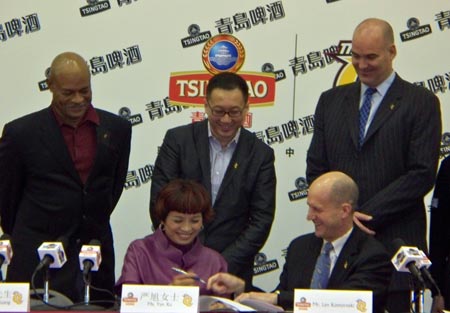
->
<box><xmin>169</xmin><ymin>34</ymin><xmax>275</xmax><ymax>107</ymax></box>
<box><xmin>295</xmin><ymin>296</ymin><xmax>312</xmax><ymax>311</ymax></box>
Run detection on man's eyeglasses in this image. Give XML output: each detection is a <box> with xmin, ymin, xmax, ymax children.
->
<box><xmin>207</xmin><ymin>102</ymin><xmax>245</xmax><ymax>118</ymax></box>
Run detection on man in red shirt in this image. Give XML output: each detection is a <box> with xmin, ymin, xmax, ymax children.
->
<box><xmin>0</xmin><ymin>52</ymin><xmax>131</xmax><ymax>305</ymax></box>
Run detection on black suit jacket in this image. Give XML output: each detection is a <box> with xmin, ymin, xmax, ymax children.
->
<box><xmin>276</xmin><ymin>228</ymin><xmax>392</xmax><ymax>313</ymax></box>
<box><xmin>0</xmin><ymin>107</ymin><xmax>131</xmax><ymax>302</ymax></box>
<box><xmin>150</xmin><ymin>120</ymin><xmax>276</xmax><ymax>285</ymax></box>
<box><xmin>430</xmin><ymin>155</ymin><xmax>450</xmax><ymax>307</ymax></box>
<box><xmin>306</xmin><ymin>74</ymin><xmax>441</xmax><ymax>290</ymax></box>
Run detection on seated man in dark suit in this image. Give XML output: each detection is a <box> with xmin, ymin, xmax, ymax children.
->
<box><xmin>207</xmin><ymin>171</ymin><xmax>392</xmax><ymax>313</ymax></box>
<box><xmin>430</xmin><ymin>154</ymin><xmax>450</xmax><ymax>312</ymax></box>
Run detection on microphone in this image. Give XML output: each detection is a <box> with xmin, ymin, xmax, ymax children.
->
<box><xmin>0</xmin><ymin>234</ymin><xmax>13</xmax><ymax>265</ymax></box>
<box><xmin>415</xmin><ymin>251</ymin><xmax>442</xmax><ymax>296</ymax></box>
<box><xmin>417</xmin><ymin>252</ymin><xmax>431</xmax><ymax>270</ymax></box>
<box><xmin>390</xmin><ymin>238</ymin><xmax>425</xmax><ymax>287</ymax></box>
<box><xmin>79</xmin><ymin>239</ymin><xmax>102</xmax><ymax>276</ymax></box>
<box><xmin>36</xmin><ymin>236</ymin><xmax>68</xmax><ymax>271</ymax></box>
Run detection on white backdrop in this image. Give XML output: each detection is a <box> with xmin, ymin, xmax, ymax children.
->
<box><xmin>1</xmin><ymin>0</ymin><xmax>449</xmax><ymax>306</ymax></box>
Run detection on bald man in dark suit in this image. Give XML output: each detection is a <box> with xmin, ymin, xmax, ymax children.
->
<box><xmin>208</xmin><ymin>172</ymin><xmax>392</xmax><ymax>313</ymax></box>
<box><xmin>0</xmin><ymin>52</ymin><xmax>131</xmax><ymax>304</ymax></box>
<box><xmin>306</xmin><ymin>18</ymin><xmax>442</xmax><ymax>312</ymax></box>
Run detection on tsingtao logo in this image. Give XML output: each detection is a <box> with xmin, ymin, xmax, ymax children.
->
<box><xmin>169</xmin><ymin>34</ymin><xmax>276</xmax><ymax>107</ymax></box>
<box><xmin>440</xmin><ymin>132</ymin><xmax>450</xmax><ymax>159</ymax></box>
<box><xmin>38</xmin><ymin>67</ymin><xmax>51</xmax><ymax>91</ymax></box>
<box><xmin>288</xmin><ymin>177</ymin><xmax>308</xmax><ymax>201</ymax></box>
<box><xmin>119</xmin><ymin>107</ymin><xmax>143</xmax><ymax>126</ymax></box>
<box><xmin>181</xmin><ymin>24</ymin><xmax>212</xmax><ymax>48</ymax></box>
<box><xmin>122</xmin><ymin>292</ymin><xmax>138</xmax><ymax>306</ymax></box>
<box><xmin>262</xmin><ymin>63</ymin><xmax>286</xmax><ymax>82</ymax></box>
<box><xmin>202</xmin><ymin>34</ymin><xmax>245</xmax><ymax>75</ymax></box>
<box><xmin>253</xmin><ymin>252</ymin><xmax>279</xmax><ymax>276</ymax></box>
<box><xmin>80</xmin><ymin>0</ymin><xmax>111</xmax><ymax>17</ymax></box>
<box><xmin>400</xmin><ymin>18</ymin><xmax>432</xmax><ymax>42</ymax></box>
<box><xmin>295</xmin><ymin>297</ymin><xmax>312</xmax><ymax>310</ymax></box>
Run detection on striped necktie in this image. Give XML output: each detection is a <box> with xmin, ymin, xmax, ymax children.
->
<box><xmin>310</xmin><ymin>242</ymin><xmax>333</xmax><ymax>289</ymax></box>
<box><xmin>359</xmin><ymin>87</ymin><xmax>377</xmax><ymax>147</ymax></box>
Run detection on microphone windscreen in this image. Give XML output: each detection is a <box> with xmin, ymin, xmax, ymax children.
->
<box><xmin>390</xmin><ymin>238</ymin><xmax>407</xmax><ymax>255</ymax></box>
<box><xmin>79</xmin><ymin>239</ymin><xmax>102</xmax><ymax>272</ymax></box>
<box><xmin>0</xmin><ymin>234</ymin><xmax>12</xmax><ymax>265</ymax></box>
<box><xmin>0</xmin><ymin>234</ymin><xmax>11</xmax><ymax>240</ymax></box>
<box><xmin>88</xmin><ymin>239</ymin><xmax>101</xmax><ymax>246</ymax></box>
<box><xmin>56</xmin><ymin>236</ymin><xmax>69</xmax><ymax>250</ymax></box>
<box><xmin>390</xmin><ymin>238</ymin><xmax>423</xmax><ymax>273</ymax></box>
<box><xmin>37</xmin><ymin>238</ymin><xmax>67</xmax><ymax>269</ymax></box>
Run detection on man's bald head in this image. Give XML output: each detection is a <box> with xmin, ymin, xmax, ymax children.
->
<box><xmin>47</xmin><ymin>52</ymin><xmax>90</xmax><ymax>83</ymax></box>
<box><xmin>353</xmin><ymin>18</ymin><xmax>395</xmax><ymax>46</ymax></box>
<box><xmin>47</xmin><ymin>52</ymin><xmax>92</xmax><ymax>127</ymax></box>
<box><xmin>306</xmin><ymin>171</ymin><xmax>359</xmax><ymax>241</ymax></box>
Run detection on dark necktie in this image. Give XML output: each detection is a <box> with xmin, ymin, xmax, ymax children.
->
<box><xmin>359</xmin><ymin>87</ymin><xmax>377</xmax><ymax>147</ymax></box>
<box><xmin>310</xmin><ymin>242</ymin><xmax>333</xmax><ymax>289</ymax></box>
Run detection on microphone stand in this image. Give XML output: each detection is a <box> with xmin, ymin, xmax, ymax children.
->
<box><xmin>43</xmin><ymin>266</ymin><xmax>50</xmax><ymax>303</ymax></box>
<box><xmin>83</xmin><ymin>272</ymin><xmax>92</xmax><ymax>305</ymax></box>
<box><xmin>410</xmin><ymin>277</ymin><xmax>425</xmax><ymax>313</ymax></box>
<box><xmin>69</xmin><ymin>271</ymin><xmax>104</xmax><ymax>311</ymax></box>
<box><xmin>30</xmin><ymin>259</ymin><xmax>74</xmax><ymax>310</ymax></box>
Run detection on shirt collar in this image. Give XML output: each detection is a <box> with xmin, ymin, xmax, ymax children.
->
<box><xmin>154</xmin><ymin>227</ymin><xmax>202</xmax><ymax>258</ymax></box>
<box><xmin>207</xmin><ymin>120</ymin><xmax>241</xmax><ymax>148</ymax></box>
<box><xmin>361</xmin><ymin>71</ymin><xmax>396</xmax><ymax>98</ymax></box>
<box><xmin>324</xmin><ymin>227</ymin><xmax>353</xmax><ymax>256</ymax></box>
<box><xmin>52</xmin><ymin>104</ymin><xmax>100</xmax><ymax>127</ymax></box>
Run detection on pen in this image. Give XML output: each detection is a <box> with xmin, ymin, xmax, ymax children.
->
<box><xmin>171</xmin><ymin>267</ymin><xmax>206</xmax><ymax>284</ymax></box>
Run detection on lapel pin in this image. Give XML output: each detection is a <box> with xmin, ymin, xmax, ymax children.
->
<box><xmin>234</xmin><ymin>162</ymin><xmax>239</xmax><ymax>169</ymax></box>
<box><xmin>390</xmin><ymin>104</ymin><xmax>395</xmax><ymax>110</ymax></box>
<box><xmin>344</xmin><ymin>261</ymin><xmax>348</xmax><ymax>269</ymax></box>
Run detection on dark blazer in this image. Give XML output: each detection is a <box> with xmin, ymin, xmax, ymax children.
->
<box><xmin>306</xmin><ymin>74</ymin><xmax>441</xmax><ymax>290</ymax></box>
<box><xmin>430</xmin><ymin>155</ymin><xmax>450</xmax><ymax>307</ymax></box>
<box><xmin>150</xmin><ymin>119</ymin><xmax>276</xmax><ymax>286</ymax></box>
<box><xmin>276</xmin><ymin>228</ymin><xmax>392</xmax><ymax>313</ymax></box>
<box><xmin>0</xmin><ymin>107</ymin><xmax>131</xmax><ymax>303</ymax></box>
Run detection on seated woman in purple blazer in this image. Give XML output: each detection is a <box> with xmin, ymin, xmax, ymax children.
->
<box><xmin>115</xmin><ymin>179</ymin><xmax>227</xmax><ymax>295</ymax></box>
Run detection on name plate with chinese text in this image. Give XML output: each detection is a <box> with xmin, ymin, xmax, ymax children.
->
<box><xmin>120</xmin><ymin>284</ymin><xmax>199</xmax><ymax>313</ymax></box>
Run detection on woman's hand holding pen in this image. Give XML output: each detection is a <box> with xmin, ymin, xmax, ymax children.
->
<box><xmin>171</xmin><ymin>272</ymin><xmax>200</xmax><ymax>286</ymax></box>
<box><xmin>171</xmin><ymin>267</ymin><xmax>206</xmax><ymax>286</ymax></box>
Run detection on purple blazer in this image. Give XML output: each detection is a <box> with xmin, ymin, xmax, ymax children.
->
<box><xmin>116</xmin><ymin>228</ymin><xmax>227</xmax><ymax>295</ymax></box>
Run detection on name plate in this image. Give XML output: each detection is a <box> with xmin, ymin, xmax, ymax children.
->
<box><xmin>120</xmin><ymin>284</ymin><xmax>199</xmax><ymax>313</ymax></box>
<box><xmin>293</xmin><ymin>289</ymin><xmax>372</xmax><ymax>313</ymax></box>
<box><xmin>0</xmin><ymin>283</ymin><xmax>30</xmax><ymax>312</ymax></box>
